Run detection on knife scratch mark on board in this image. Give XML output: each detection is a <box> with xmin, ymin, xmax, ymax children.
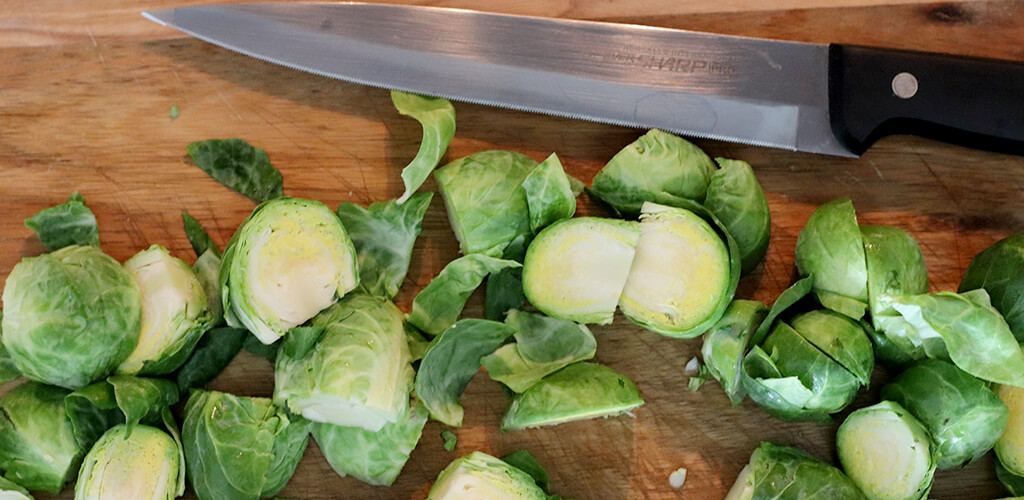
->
<box><xmin>216</xmin><ymin>89</ymin><xmax>242</xmax><ymax>120</ymax></box>
<box><xmin>86</xmin><ymin>27</ymin><xmax>104</xmax><ymax>64</ymax></box>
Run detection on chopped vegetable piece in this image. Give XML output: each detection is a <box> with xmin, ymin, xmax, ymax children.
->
<box><xmin>407</xmin><ymin>254</ymin><xmax>520</xmax><ymax>336</ymax></box>
<box><xmin>24</xmin><ymin>192</ymin><xmax>100</xmax><ymax>251</ymax></box>
<box><xmin>186</xmin><ymin>138</ymin><xmax>283</xmax><ymax>203</ymax></box>
<box><xmin>390</xmin><ymin>90</ymin><xmax>456</xmax><ymax>204</ymax></box>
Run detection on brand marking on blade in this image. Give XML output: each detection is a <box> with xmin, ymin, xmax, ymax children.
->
<box><xmin>598</xmin><ymin>45</ymin><xmax>738</xmax><ymax>75</ymax></box>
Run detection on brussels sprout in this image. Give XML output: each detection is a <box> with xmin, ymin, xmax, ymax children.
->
<box><xmin>186</xmin><ymin>138</ymin><xmax>283</xmax><ymax>203</ymax></box>
<box><xmin>116</xmin><ymin>245</ymin><xmax>214</xmax><ymax>375</ymax></box>
<box><xmin>795</xmin><ymin>198</ymin><xmax>869</xmax><ymax>320</ymax></box>
<box><xmin>789</xmin><ymin>310</ymin><xmax>874</xmax><ymax>386</ymax></box>
<box><xmin>522</xmin><ymin>153</ymin><xmax>576</xmax><ymax>233</ymax></box>
<box><xmin>481</xmin><ymin>310</ymin><xmax>597</xmax><ymax>393</ymax></box>
<box><xmin>0</xmin><ymin>383</ymin><xmax>82</xmax><ymax>493</ymax></box>
<box><xmin>24</xmin><ymin>192</ymin><xmax>100</xmax><ymax>251</ymax></box>
<box><xmin>618</xmin><ymin>202</ymin><xmax>735</xmax><ymax>338</ymax></box>
<box><xmin>74</xmin><ymin>424</ymin><xmax>183</xmax><ymax>500</ymax></box>
<box><xmin>0</xmin><ymin>311</ymin><xmax>19</xmax><ymax>384</ymax></box>
<box><xmin>407</xmin><ymin>254</ymin><xmax>521</xmax><ymax>336</ymax></box>
<box><xmin>700</xmin><ymin>300</ymin><xmax>768</xmax><ymax>405</ymax></box>
<box><xmin>390</xmin><ymin>91</ymin><xmax>456</xmax><ymax>204</ymax></box>
<box><xmin>275</xmin><ymin>293</ymin><xmax>413</xmax><ymax>431</ymax></box>
<box><xmin>587</xmin><ymin>129</ymin><xmax>716</xmax><ymax>217</ymax></box>
<box><xmin>501</xmin><ymin>362</ymin><xmax>643</xmax><ymax>432</ymax></box>
<box><xmin>997</xmin><ymin>384</ymin><xmax>1024</xmax><ymax>476</ymax></box>
<box><xmin>703</xmin><ymin>159</ymin><xmax>771</xmax><ymax>275</ymax></box>
<box><xmin>724</xmin><ymin>442</ymin><xmax>866</xmax><ymax>500</ymax></box>
<box><xmin>220</xmin><ymin>196</ymin><xmax>359</xmax><ymax>345</ymax></box>
<box><xmin>960</xmin><ymin>235</ymin><xmax>1024</xmax><ymax>341</ymax></box>
<box><xmin>2</xmin><ymin>245</ymin><xmax>142</xmax><ymax>389</ymax></box>
<box><xmin>997</xmin><ymin>458</ymin><xmax>1024</xmax><ymax>497</ymax></box>
<box><xmin>837</xmin><ymin>401</ymin><xmax>935</xmax><ymax>500</ymax></box>
<box><xmin>0</xmin><ymin>476</ymin><xmax>32</xmax><ymax>500</ymax></box>
<box><xmin>861</xmin><ymin>225</ymin><xmax>928</xmax><ymax>331</ymax></box>
<box><xmin>182</xmin><ymin>390</ymin><xmax>310</xmax><ymax>500</ymax></box>
<box><xmin>522</xmin><ymin>217</ymin><xmax>640</xmax><ymax>325</ymax></box>
<box><xmin>427</xmin><ymin>451</ymin><xmax>547</xmax><ymax>500</ymax></box>
<box><xmin>65</xmin><ymin>375</ymin><xmax>180</xmax><ymax>451</ymax></box>
<box><xmin>882</xmin><ymin>359</ymin><xmax>1008</xmax><ymax>469</ymax></box>
<box><xmin>434</xmin><ymin>150</ymin><xmax>537</xmax><ymax>256</ymax></box>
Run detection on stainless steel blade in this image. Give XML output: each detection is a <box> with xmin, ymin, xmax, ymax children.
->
<box><xmin>143</xmin><ymin>2</ymin><xmax>856</xmax><ymax>157</ymax></box>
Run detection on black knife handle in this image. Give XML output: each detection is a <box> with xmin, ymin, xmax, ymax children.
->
<box><xmin>828</xmin><ymin>44</ymin><xmax>1024</xmax><ymax>155</ymax></box>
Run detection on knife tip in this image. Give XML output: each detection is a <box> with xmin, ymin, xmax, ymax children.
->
<box><xmin>141</xmin><ymin>9</ymin><xmax>172</xmax><ymax>26</ymax></box>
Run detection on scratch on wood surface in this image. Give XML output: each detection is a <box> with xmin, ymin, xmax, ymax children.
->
<box><xmin>216</xmin><ymin>89</ymin><xmax>243</xmax><ymax>120</ymax></box>
<box><xmin>86</xmin><ymin>27</ymin><xmax>105</xmax><ymax>64</ymax></box>
<box><xmin>868</xmin><ymin>159</ymin><xmax>884</xmax><ymax>180</ymax></box>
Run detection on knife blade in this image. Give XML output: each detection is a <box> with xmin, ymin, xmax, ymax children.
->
<box><xmin>143</xmin><ymin>2</ymin><xmax>1024</xmax><ymax>157</ymax></box>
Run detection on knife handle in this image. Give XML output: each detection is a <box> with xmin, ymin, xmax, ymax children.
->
<box><xmin>828</xmin><ymin>44</ymin><xmax>1024</xmax><ymax>155</ymax></box>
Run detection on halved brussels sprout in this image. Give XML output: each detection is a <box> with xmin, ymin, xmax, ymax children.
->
<box><xmin>703</xmin><ymin>158</ymin><xmax>771</xmax><ymax>275</ymax></box>
<box><xmin>0</xmin><ymin>383</ymin><xmax>82</xmax><ymax>493</ymax></box>
<box><xmin>700</xmin><ymin>300</ymin><xmax>768</xmax><ymax>405</ymax></box>
<box><xmin>481</xmin><ymin>310</ymin><xmax>597</xmax><ymax>393</ymax></box>
<box><xmin>74</xmin><ymin>424</ymin><xmax>183</xmax><ymax>500</ymax></box>
<box><xmin>725</xmin><ymin>442</ymin><xmax>865</xmax><ymax>500</ymax></box>
<box><xmin>795</xmin><ymin>198</ymin><xmax>869</xmax><ymax>319</ymax></box>
<box><xmin>427</xmin><ymin>451</ymin><xmax>547</xmax><ymax>500</ymax></box>
<box><xmin>837</xmin><ymin>401</ymin><xmax>935</xmax><ymax>500</ymax></box>
<box><xmin>117</xmin><ymin>245</ymin><xmax>214</xmax><ymax>375</ymax></box>
<box><xmin>522</xmin><ymin>217</ymin><xmax>640</xmax><ymax>324</ymax></box>
<box><xmin>220</xmin><ymin>196</ymin><xmax>358</xmax><ymax>345</ymax></box>
<box><xmin>618</xmin><ymin>203</ymin><xmax>732</xmax><ymax>338</ymax></box>
<box><xmin>960</xmin><ymin>234</ymin><xmax>1024</xmax><ymax>341</ymax></box>
<box><xmin>997</xmin><ymin>384</ymin><xmax>1024</xmax><ymax>476</ymax></box>
<box><xmin>2</xmin><ymin>245</ymin><xmax>141</xmax><ymax>389</ymax></box>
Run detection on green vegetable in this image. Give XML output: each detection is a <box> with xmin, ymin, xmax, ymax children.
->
<box><xmin>0</xmin><ymin>383</ymin><xmax>82</xmax><ymax>493</ymax></box>
<box><xmin>174</xmin><ymin>327</ymin><xmax>246</xmax><ymax>391</ymax></box>
<box><xmin>788</xmin><ymin>309</ymin><xmax>874</xmax><ymax>386</ymax></box>
<box><xmin>0</xmin><ymin>476</ymin><xmax>32</xmax><ymax>499</ymax></box>
<box><xmin>192</xmin><ymin>249</ymin><xmax>223</xmax><ymax>325</ymax></box>
<box><xmin>0</xmin><ymin>310</ymin><xmax>20</xmax><ymax>384</ymax></box>
<box><xmin>2</xmin><ymin>245</ymin><xmax>141</xmax><ymax>389</ymax></box>
<box><xmin>703</xmin><ymin>158</ymin><xmax>771</xmax><ymax>275</ymax></box>
<box><xmin>481</xmin><ymin>310</ymin><xmax>597</xmax><ymax>393</ymax></box>
<box><xmin>501</xmin><ymin>362</ymin><xmax>643</xmax><ymax>432</ymax></box>
<box><xmin>390</xmin><ymin>90</ymin><xmax>456</xmax><ymax>204</ymax></box>
<box><xmin>336</xmin><ymin>192</ymin><xmax>432</xmax><ymax>299</ymax></box>
<box><xmin>407</xmin><ymin>254</ymin><xmax>521</xmax><ymax>336</ymax></box>
<box><xmin>997</xmin><ymin>384</ymin><xmax>1024</xmax><ymax>476</ymax></box>
<box><xmin>74</xmin><ymin>424</ymin><xmax>183</xmax><ymax>500</ymax></box>
<box><xmin>587</xmin><ymin>129</ymin><xmax>716</xmax><ymax>217</ymax></box>
<box><xmin>220</xmin><ymin>196</ymin><xmax>359</xmax><ymax>345</ymax></box>
<box><xmin>441</xmin><ymin>429</ymin><xmax>457</xmax><ymax>452</ymax></box>
<box><xmin>434</xmin><ymin>150</ymin><xmax>537</xmax><ymax>256</ymax></box>
<box><xmin>861</xmin><ymin>225</ymin><xmax>928</xmax><ymax>330</ymax></box>
<box><xmin>794</xmin><ymin>198</ymin><xmax>869</xmax><ymax>319</ymax></box>
<box><xmin>837</xmin><ymin>401</ymin><xmax>935</xmax><ymax>500</ymax></box>
<box><xmin>484</xmin><ymin>234</ymin><xmax>529</xmax><ymax>321</ymax></box>
<box><xmin>960</xmin><ymin>235</ymin><xmax>1024</xmax><ymax>341</ymax></box>
<box><xmin>700</xmin><ymin>300</ymin><xmax>768</xmax><ymax>405</ymax></box>
<box><xmin>522</xmin><ymin>217</ymin><xmax>640</xmax><ymax>325</ymax></box>
<box><xmin>169</xmin><ymin>105</ymin><xmax>179</xmax><ymax>118</ymax></box>
<box><xmin>724</xmin><ymin>442</ymin><xmax>865</xmax><ymax>500</ymax></box>
<box><xmin>501</xmin><ymin>450</ymin><xmax>551</xmax><ymax>494</ymax></box>
<box><xmin>522</xmin><ymin>153</ymin><xmax>576</xmax><ymax>233</ymax></box>
<box><xmin>186</xmin><ymin>138</ymin><xmax>283</xmax><ymax>203</ymax></box>
<box><xmin>882</xmin><ymin>359</ymin><xmax>1009</xmax><ymax>469</ymax></box>
<box><xmin>427</xmin><ymin>451</ymin><xmax>547</xmax><ymax>500</ymax></box>
<box><xmin>181</xmin><ymin>211</ymin><xmax>221</xmax><ymax>258</ymax></box>
<box><xmin>65</xmin><ymin>376</ymin><xmax>180</xmax><ymax>451</ymax></box>
<box><xmin>24</xmin><ymin>192</ymin><xmax>100</xmax><ymax>251</ymax></box>
<box><xmin>997</xmin><ymin>458</ymin><xmax>1024</xmax><ymax>497</ymax></box>
<box><xmin>275</xmin><ymin>293</ymin><xmax>413</xmax><ymax>431</ymax></box>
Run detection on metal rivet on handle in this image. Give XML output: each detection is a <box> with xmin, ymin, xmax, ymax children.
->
<box><xmin>892</xmin><ymin>72</ymin><xmax>919</xmax><ymax>99</ymax></box>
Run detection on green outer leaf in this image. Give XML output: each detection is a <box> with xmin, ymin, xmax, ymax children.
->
<box><xmin>788</xmin><ymin>309</ymin><xmax>874</xmax><ymax>386</ymax></box>
<box><xmin>959</xmin><ymin>234</ymin><xmax>1024</xmax><ymax>341</ymax></box>
<box><xmin>502</xmin><ymin>450</ymin><xmax>551</xmax><ymax>493</ymax></box>
<box><xmin>182</xmin><ymin>211</ymin><xmax>222</xmax><ymax>258</ymax></box>
<box><xmin>174</xmin><ymin>327</ymin><xmax>247</xmax><ymax>392</ymax></box>
<box><xmin>0</xmin><ymin>383</ymin><xmax>81</xmax><ymax>493</ymax></box>
<box><xmin>0</xmin><ymin>310</ymin><xmax>20</xmax><ymax>382</ymax></box>
<box><xmin>890</xmin><ymin>290</ymin><xmax>1024</xmax><ymax>387</ymax></box>
<box><xmin>312</xmin><ymin>401</ymin><xmax>428</xmax><ymax>486</ymax></box>
<box><xmin>482</xmin><ymin>310</ymin><xmax>597</xmax><ymax>393</ymax></box>
<box><xmin>337</xmin><ymin>192</ymin><xmax>433</xmax><ymax>299</ymax></box>
<box><xmin>416</xmin><ymin>319</ymin><xmax>517</xmax><ymax>426</ymax></box>
<box><xmin>587</xmin><ymin>129</ymin><xmax>716</xmax><ymax>217</ymax></box>
<box><xmin>107</xmin><ymin>375</ymin><xmax>180</xmax><ymax>432</ymax></box>
<box><xmin>405</xmin><ymin>322</ymin><xmax>431</xmax><ymax>362</ymax></box>
<box><xmin>703</xmin><ymin>158</ymin><xmax>771</xmax><ymax>275</ymax></box>
<box><xmin>243</xmin><ymin>334</ymin><xmax>280</xmax><ymax>363</ymax></box>
<box><xmin>731</xmin><ymin>442</ymin><xmax>866</xmax><ymax>500</ymax></box>
<box><xmin>860</xmin><ymin>318</ymin><xmax>919</xmax><ymax>368</ymax></box>
<box><xmin>390</xmin><ymin>91</ymin><xmax>456</xmax><ymax>204</ymax></box>
<box><xmin>861</xmin><ymin>224</ymin><xmax>928</xmax><ymax>331</ymax></box>
<box><xmin>408</xmin><ymin>254</ymin><xmax>521</xmax><ymax>336</ymax></box>
<box><xmin>193</xmin><ymin>249</ymin><xmax>224</xmax><ymax>326</ymax></box>
<box><xmin>700</xmin><ymin>299</ymin><xmax>768</xmax><ymax>406</ymax></box>
<box><xmin>186</xmin><ymin>138</ymin><xmax>283</xmax><ymax>203</ymax></box>
<box><xmin>522</xmin><ymin>153</ymin><xmax>576</xmax><ymax>233</ymax></box>
<box><xmin>794</xmin><ymin>198</ymin><xmax>869</xmax><ymax>319</ymax></box>
<box><xmin>24</xmin><ymin>192</ymin><xmax>100</xmax><ymax>251</ymax></box>
<box><xmin>427</xmin><ymin>451</ymin><xmax>547</xmax><ymax>500</ymax></box>
<box><xmin>65</xmin><ymin>382</ymin><xmax>121</xmax><ymax>451</ymax></box>
<box><xmin>997</xmin><ymin>458</ymin><xmax>1024</xmax><ymax>497</ymax></box>
<box><xmin>882</xmin><ymin>359</ymin><xmax>1009</xmax><ymax>469</ymax></box>
<box><xmin>262</xmin><ymin>414</ymin><xmax>311</xmax><ymax>497</ymax></box>
<box><xmin>484</xmin><ymin>234</ymin><xmax>530</xmax><ymax>321</ymax></box>
<box><xmin>501</xmin><ymin>362</ymin><xmax>644</xmax><ymax>432</ymax></box>
<box><xmin>749</xmin><ymin>276</ymin><xmax>814</xmax><ymax>347</ymax></box>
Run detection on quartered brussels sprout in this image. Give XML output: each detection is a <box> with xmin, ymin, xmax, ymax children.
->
<box><xmin>703</xmin><ymin>158</ymin><xmax>771</xmax><ymax>275</ymax></box>
<box><xmin>837</xmin><ymin>401</ymin><xmax>935</xmax><ymax>500</ymax></box>
<box><xmin>117</xmin><ymin>245</ymin><xmax>214</xmax><ymax>375</ymax></box>
<box><xmin>482</xmin><ymin>310</ymin><xmax>597</xmax><ymax>393</ymax></box>
<box><xmin>74</xmin><ymin>424</ymin><xmax>183</xmax><ymax>500</ymax></box>
<box><xmin>220</xmin><ymin>196</ymin><xmax>358</xmax><ymax>345</ymax></box>
<box><xmin>700</xmin><ymin>300</ymin><xmax>768</xmax><ymax>405</ymax></box>
<box><xmin>795</xmin><ymin>198</ymin><xmax>869</xmax><ymax>319</ymax></box>
<box><xmin>861</xmin><ymin>225</ymin><xmax>928</xmax><ymax>330</ymax></box>
<box><xmin>0</xmin><ymin>383</ymin><xmax>83</xmax><ymax>493</ymax></box>
<box><xmin>522</xmin><ymin>153</ymin><xmax>577</xmax><ymax>233</ymax></box>
<box><xmin>2</xmin><ymin>245</ymin><xmax>141</xmax><ymax>389</ymax></box>
<box><xmin>522</xmin><ymin>217</ymin><xmax>640</xmax><ymax>325</ymax></box>
<box><xmin>725</xmin><ymin>442</ymin><xmax>865</xmax><ymax>500</ymax></box>
<box><xmin>960</xmin><ymin>234</ymin><xmax>1024</xmax><ymax>341</ymax></box>
<box><xmin>427</xmin><ymin>451</ymin><xmax>547</xmax><ymax>500</ymax></box>
<box><xmin>997</xmin><ymin>384</ymin><xmax>1024</xmax><ymax>476</ymax></box>
<box><xmin>882</xmin><ymin>359</ymin><xmax>1008</xmax><ymax>469</ymax></box>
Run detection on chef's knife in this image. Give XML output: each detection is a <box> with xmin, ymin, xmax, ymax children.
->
<box><xmin>143</xmin><ymin>2</ymin><xmax>1023</xmax><ymax>157</ymax></box>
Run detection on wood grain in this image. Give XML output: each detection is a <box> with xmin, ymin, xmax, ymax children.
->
<box><xmin>1</xmin><ymin>1</ymin><xmax>1023</xmax><ymax>499</ymax></box>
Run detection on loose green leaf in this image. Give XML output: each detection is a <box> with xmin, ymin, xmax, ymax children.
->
<box><xmin>749</xmin><ymin>276</ymin><xmax>815</xmax><ymax>347</ymax></box>
<box><xmin>313</xmin><ymin>402</ymin><xmax>428</xmax><ymax>486</ymax></box>
<box><xmin>182</xmin><ymin>211</ymin><xmax>222</xmax><ymax>258</ymax></box>
<box><xmin>522</xmin><ymin>153</ymin><xmax>576</xmax><ymax>233</ymax></box>
<box><xmin>391</xmin><ymin>91</ymin><xmax>456</xmax><ymax>204</ymax></box>
<box><xmin>794</xmin><ymin>198</ymin><xmax>869</xmax><ymax>319</ymax></box>
<box><xmin>997</xmin><ymin>459</ymin><xmax>1024</xmax><ymax>497</ymax></box>
<box><xmin>701</xmin><ymin>300</ymin><xmax>768</xmax><ymax>405</ymax></box>
<box><xmin>960</xmin><ymin>234</ymin><xmax>1024</xmax><ymax>341</ymax></box>
<box><xmin>24</xmin><ymin>192</ymin><xmax>100</xmax><ymax>251</ymax></box>
<box><xmin>703</xmin><ymin>158</ymin><xmax>771</xmax><ymax>275</ymax></box>
<box><xmin>440</xmin><ymin>429</ymin><xmax>458</xmax><ymax>452</ymax></box>
<box><xmin>174</xmin><ymin>327</ymin><xmax>246</xmax><ymax>392</ymax></box>
<box><xmin>187</xmin><ymin>138</ymin><xmax>283</xmax><ymax>203</ymax></box>
<box><xmin>502</xmin><ymin>450</ymin><xmax>551</xmax><ymax>493</ymax></box>
<box><xmin>0</xmin><ymin>383</ymin><xmax>82</xmax><ymax>493</ymax></box>
<box><xmin>725</xmin><ymin>442</ymin><xmax>866</xmax><ymax>500</ymax></box>
<box><xmin>169</xmin><ymin>106</ymin><xmax>180</xmax><ymax>118</ymax></box>
<box><xmin>263</xmin><ymin>414</ymin><xmax>311</xmax><ymax>498</ymax></box>
<box><xmin>481</xmin><ymin>310</ymin><xmax>597</xmax><ymax>393</ymax></box>
<box><xmin>484</xmin><ymin>234</ymin><xmax>530</xmax><ymax>321</ymax></box>
<box><xmin>861</xmin><ymin>225</ymin><xmax>928</xmax><ymax>331</ymax></box>
<box><xmin>408</xmin><ymin>254</ymin><xmax>521</xmax><ymax>336</ymax></box>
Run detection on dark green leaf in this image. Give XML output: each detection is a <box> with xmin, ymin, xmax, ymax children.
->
<box><xmin>174</xmin><ymin>327</ymin><xmax>246</xmax><ymax>392</ymax></box>
<box><xmin>503</xmin><ymin>449</ymin><xmax>550</xmax><ymax>493</ymax></box>
<box><xmin>186</xmin><ymin>138</ymin><xmax>283</xmax><ymax>203</ymax></box>
<box><xmin>960</xmin><ymin>234</ymin><xmax>1024</xmax><ymax>341</ymax></box>
<box><xmin>484</xmin><ymin>234</ymin><xmax>529</xmax><ymax>321</ymax></box>
<box><xmin>440</xmin><ymin>429</ymin><xmax>457</xmax><ymax>452</ymax></box>
<box><xmin>182</xmin><ymin>211</ymin><xmax>222</xmax><ymax>258</ymax></box>
<box><xmin>408</xmin><ymin>254</ymin><xmax>521</xmax><ymax>336</ymax></box>
<box><xmin>24</xmin><ymin>191</ymin><xmax>99</xmax><ymax>251</ymax></box>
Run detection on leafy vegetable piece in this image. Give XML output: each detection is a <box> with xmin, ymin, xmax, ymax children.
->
<box><xmin>434</xmin><ymin>150</ymin><xmax>537</xmax><ymax>256</ymax></box>
<box><xmin>416</xmin><ymin>319</ymin><xmax>517</xmax><ymax>426</ymax></box>
<box><xmin>701</xmin><ymin>300</ymin><xmax>768</xmax><ymax>405</ymax></box>
<box><xmin>522</xmin><ymin>217</ymin><xmax>641</xmax><ymax>325</ymax></box>
<box><xmin>174</xmin><ymin>327</ymin><xmax>246</xmax><ymax>391</ymax></box>
<box><xmin>65</xmin><ymin>375</ymin><xmax>180</xmax><ymax>452</ymax></box>
<box><xmin>997</xmin><ymin>458</ymin><xmax>1024</xmax><ymax>497</ymax></box>
<box><xmin>407</xmin><ymin>254</ymin><xmax>521</xmax><ymax>336</ymax></box>
<box><xmin>74</xmin><ymin>424</ymin><xmax>182</xmax><ymax>500</ymax></box>
<box><xmin>390</xmin><ymin>91</ymin><xmax>456</xmax><ymax>204</ymax></box>
<box><xmin>0</xmin><ymin>310</ymin><xmax>20</xmax><ymax>384</ymax></box>
<box><xmin>836</xmin><ymin>401</ymin><xmax>935</xmax><ymax>500</ymax></box>
<box><xmin>522</xmin><ymin>153</ymin><xmax>576</xmax><ymax>233</ymax></box>
<box><xmin>502</xmin><ymin>450</ymin><xmax>551</xmax><ymax>493</ymax></box>
<box><xmin>186</xmin><ymin>138</ymin><xmax>283</xmax><ymax>203</ymax></box>
<box><xmin>587</xmin><ymin>129</ymin><xmax>716</xmax><ymax>217</ymax></box>
<box><xmin>484</xmin><ymin>234</ymin><xmax>530</xmax><ymax>321</ymax></box>
<box><xmin>23</xmin><ymin>192</ymin><xmax>100</xmax><ymax>251</ymax></box>
<box><xmin>337</xmin><ymin>192</ymin><xmax>433</xmax><ymax>299</ymax></box>
<box><xmin>618</xmin><ymin>202</ymin><xmax>736</xmax><ymax>338</ymax></box>
<box><xmin>997</xmin><ymin>384</ymin><xmax>1024</xmax><ymax>476</ymax></box>
<box><xmin>274</xmin><ymin>293</ymin><xmax>413</xmax><ymax>431</ymax></box>
<box><xmin>243</xmin><ymin>334</ymin><xmax>281</xmax><ymax>363</ymax></box>
<box><xmin>427</xmin><ymin>451</ymin><xmax>548</xmax><ymax>500</ymax></box>
<box><xmin>440</xmin><ymin>429</ymin><xmax>458</xmax><ymax>452</ymax></box>
<box><xmin>0</xmin><ymin>476</ymin><xmax>31</xmax><ymax>499</ymax></box>
<box><xmin>861</xmin><ymin>225</ymin><xmax>928</xmax><ymax>329</ymax></box>
<box><xmin>0</xmin><ymin>383</ymin><xmax>82</xmax><ymax>493</ymax></box>
<box><xmin>2</xmin><ymin>245</ymin><xmax>141</xmax><ymax>389</ymax></box>
<box><xmin>312</xmin><ymin>401</ymin><xmax>428</xmax><ymax>486</ymax></box>
<box><xmin>220</xmin><ymin>196</ymin><xmax>359</xmax><ymax>345</ymax></box>
<box><xmin>501</xmin><ymin>362</ymin><xmax>644</xmax><ymax>432</ymax></box>
<box><xmin>749</xmin><ymin>276</ymin><xmax>815</xmax><ymax>347</ymax></box>
<box><xmin>169</xmin><ymin>105</ymin><xmax>180</xmax><ymax>118</ymax></box>
<box><xmin>960</xmin><ymin>234</ymin><xmax>1024</xmax><ymax>341</ymax></box>
<box><xmin>861</xmin><ymin>317</ymin><xmax>918</xmax><ymax>368</ymax></box>
<box><xmin>182</xmin><ymin>390</ymin><xmax>309</xmax><ymax>500</ymax></box>
<box><xmin>405</xmin><ymin>322</ymin><xmax>431</xmax><ymax>363</ymax></box>
<box><xmin>794</xmin><ymin>198</ymin><xmax>869</xmax><ymax>319</ymax></box>
<box><xmin>703</xmin><ymin>158</ymin><xmax>771</xmax><ymax>275</ymax></box>
<box><xmin>182</xmin><ymin>211</ymin><xmax>222</xmax><ymax>258</ymax></box>
<box><xmin>882</xmin><ymin>359</ymin><xmax>1009</xmax><ymax>469</ymax></box>
<box><xmin>481</xmin><ymin>310</ymin><xmax>597</xmax><ymax>393</ymax></box>
<box><xmin>724</xmin><ymin>442</ymin><xmax>865</xmax><ymax>500</ymax></box>
<box><xmin>788</xmin><ymin>309</ymin><xmax>874</xmax><ymax>386</ymax></box>
<box><xmin>193</xmin><ymin>249</ymin><xmax>224</xmax><ymax>325</ymax></box>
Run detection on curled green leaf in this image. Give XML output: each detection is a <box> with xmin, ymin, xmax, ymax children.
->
<box><xmin>391</xmin><ymin>90</ymin><xmax>456</xmax><ymax>204</ymax></box>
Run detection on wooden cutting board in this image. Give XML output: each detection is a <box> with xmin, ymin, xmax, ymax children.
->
<box><xmin>2</xmin><ymin>1</ymin><xmax>1023</xmax><ymax>499</ymax></box>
